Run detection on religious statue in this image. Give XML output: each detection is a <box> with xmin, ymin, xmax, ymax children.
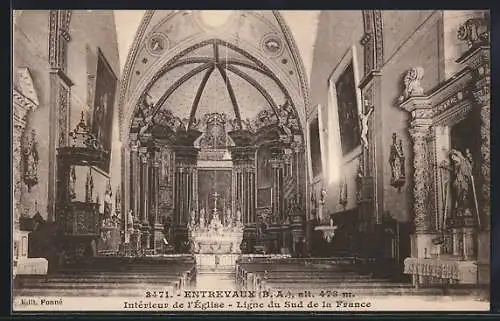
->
<box><xmin>235</xmin><ymin>209</ymin><xmax>242</xmax><ymax>225</ymax></box>
<box><xmin>85</xmin><ymin>168</ymin><xmax>94</xmax><ymax>202</ymax></box>
<box><xmin>104</xmin><ymin>180</ymin><xmax>113</xmax><ymax>221</ymax></box>
<box><xmin>389</xmin><ymin>133</ymin><xmax>406</xmax><ymax>190</ymax></box>
<box><xmin>440</xmin><ymin>149</ymin><xmax>479</xmax><ymax>226</ymax></box>
<box><xmin>162</xmin><ymin>215</ymin><xmax>173</xmax><ymax>244</ymax></box>
<box><xmin>398</xmin><ymin>67</ymin><xmax>425</xmax><ymax>103</ymax></box>
<box><xmin>69</xmin><ymin>165</ymin><xmax>77</xmax><ymax>200</ymax></box>
<box><xmin>320</xmin><ymin>188</ymin><xmax>327</xmax><ymax>205</ymax></box>
<box><xmin>23</xmin><ymin>129</ymin><xmax>39</xmax><ymax>192</ymax></box>
<box><xmin>199</xmin><ymin>208</ymin><xmax>206</xmax><ymax>228</ymax></box>
<box><xmin>226</xmin><ymin>207</ymin><xmax>232</xmax><ymax>226</ymax></box>
<box><xmin>127</xmin><ymin>209</ymin><xmax>134</xmax><ymax>229</ymax></box>
<box><xmin>359</xmin><ymin>107</ymin><xmax>374</xmax><ymax>149</ymax></box>
<box><xmin>189</xmin><ymin>209</ymin><xmax>196</xmax><ymax>228</ymax></box>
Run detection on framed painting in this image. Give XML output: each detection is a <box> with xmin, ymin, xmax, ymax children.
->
<box><xmin>307</xmin><ymin>106</ymin><xmax>323</xmax><ymax>181</ymax></box>
<box><xmin>328</xmin><ymin>45</ymin><xmax>363</xmax><ymax>161</ymax></box>
<box><xmin>92</xmin><ymin>48</ymin><xmax>117</xmax><ymax>172</ymax></box>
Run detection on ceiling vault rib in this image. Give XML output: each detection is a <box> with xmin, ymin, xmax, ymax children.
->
<box><xmin>220</xmin><ymin>59</ymin><xmax>294</xmax><ymax>105</ymax></box>
<box><xmin>225</xmin><ymin>65</ymin><xmax>280</xmax><ymax>117</ymax></box>
<box><xmin>151</xmin><ymin>62</ymin><xmax>212</xmax><ymax>119</ymax></box>
<box><xmin>188</xmin><ymin>65</ymin><xmax>215</xmax><ymax>129</ymax></box>
<box><xmin>216</xmin><ymin>65</ymin><xmax>242</xmax><ymax>125</ymax></box>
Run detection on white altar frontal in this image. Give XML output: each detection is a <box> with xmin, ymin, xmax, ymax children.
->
<box><xmin>188</xmin><ymin>192</ymin><xmax>244</xmax><ymax>269</ymax></box>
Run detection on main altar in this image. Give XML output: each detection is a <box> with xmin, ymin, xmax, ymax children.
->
<box><xmin>188</xmin><ymin>191</ymin><xmax>244</xmax><ymax>268</ymax></box>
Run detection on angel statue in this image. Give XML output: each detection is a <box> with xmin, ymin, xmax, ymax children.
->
<box><xmin>398</xmin><ymin>67</ymin><xmax>425</xmax><ymax>103</ymax></box>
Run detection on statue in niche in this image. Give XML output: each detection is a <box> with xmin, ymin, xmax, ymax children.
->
<box><xmin>440</xmin><ymin>149</ymin><xmax>479</xmax><ymax>226</ymax></box>
<box><xmin>23</xmin><ymin>129</ymin><xmax>39</xmax><ymax>192</ymax></box>
<box><xmin>359</xmin><ymin>107</ymin><xmax>373</xmax><ymax>149</ymax></box>
<box><xmin>389</xmin><ymin>133</ymin><xmax>406</xmax><ymax>191</ymax></box>
<box><xmin>398</xmin><ymin>67</ymin><xmax>425</xmax><ymax>103</ymax></box>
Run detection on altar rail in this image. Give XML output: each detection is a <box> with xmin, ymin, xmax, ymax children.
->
<box><xmin>235</xmin><ymin>257</ymin><xmax>486</xmax><ymax>297</ymax></box>
<box><xmin>403</xmin><ymin>257</ymin><xmax>478</xmax><ymax>288</ymax></box>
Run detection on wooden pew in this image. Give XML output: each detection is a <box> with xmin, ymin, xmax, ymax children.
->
<box><xmin>14</xmin><ymin>255</ymin><xmax>197</xmax><ymax>298</ymax></box>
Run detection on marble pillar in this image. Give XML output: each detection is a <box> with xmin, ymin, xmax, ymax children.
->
<box><xmin>409</xmin><ymin>122</ymin><xmax>435</xmax><ymax>258</ymax></box>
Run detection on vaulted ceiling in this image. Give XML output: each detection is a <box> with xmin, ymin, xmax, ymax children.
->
<box><xmin>119</xmin><ymin>10</ymin><xmax>320</xmax><ymax>141</ymax></box>
<box><xmin>114</xmin><ymin>11</ymin><xmax>321</xmax><ymax>83</ymax></box>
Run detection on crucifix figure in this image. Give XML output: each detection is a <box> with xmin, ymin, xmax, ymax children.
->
<box><xmin>359</xmin><ymin>107</ymin><xmax>374</xmax><ymax>149</ymax></box>
<box><xmin>213</xmin><ymin>191</ymin><xmax>219</xmax><ymax>211</ymax></box>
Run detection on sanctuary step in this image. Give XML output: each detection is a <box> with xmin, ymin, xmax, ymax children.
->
<box><xmin>14</xmin><ymin>255</ymin><xmax>197</xmax><ymax>298</ymax></box>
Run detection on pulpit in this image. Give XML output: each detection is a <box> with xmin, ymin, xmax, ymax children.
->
<box><xmin>55</xmin><ymin>113</ymin><xmax>109</xmax><ymax>264</ymax></box>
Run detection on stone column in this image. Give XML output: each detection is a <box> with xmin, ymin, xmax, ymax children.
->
<box><xmin>129</xmin><ymin>139</ymin><xmax>140</xmax><ymax>221</ymax></box>
<box><xmin>139</xmin><ymin>147</ymin><xmax>150</xmax><ymax>249</ymax></box>
<box><xmin>408</xmin><ymin>123</ymin><xmax>434</xmax><ymax>258</ymax></box>
<box><xmin>269</xmin><ymin>148</ymin><xmax>284</xmax><ymax>224</ymax></box>
<box><xmin>152</xmin><ymin>157</ymin><xmax>163</xmax><ymax>253</ymax></box>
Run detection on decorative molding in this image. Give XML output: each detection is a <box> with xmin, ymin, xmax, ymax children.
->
<box><xmin>457</xmin><ymin>14</ymin><xmax>490</xmax><ymax>49</ymax></box>
<box><xmin>48</xmin><ymin>10</ymin><xmax>72</xmax><ymax>71</ymax></box>
<box><xmin>361</xmin><ymin>10</ymin><xmax>384</xmax><ymax>74</ymax></box>
<box><xmin>118</xmin><ymin>10</ymin><xmax>156</xmax><ymax>128</ymax></box>
<box><xmin>15</xmin><ymin>67</ymin><xmax>39</xmax><ymax>107</ymax></box>
<box><xmin>146</xmin><ymin>32</ymin><xmax>170</xmax><ymax>56</ymax></box>
<box><xmin>408</xmin><ymin>125</ymin><xmax>432</xmax><ymax>233</ymax></box>
<box><xmin>260</xmin><ymin>33</ymin><xmax>284</xmax><ymax>57</ymax></box>
<box><xmin>272</xmin><ymin>11</ymin><xmax>311</xmax><ymax>115</ymax></box>
<box><xmin>22</xmin><ymin>129</ymin><xmax>39</xmax><ymax>192</ymax></box>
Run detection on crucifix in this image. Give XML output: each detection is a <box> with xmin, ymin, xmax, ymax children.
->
<box><xmin>213</xmin><ymin>191</ymin><xmax>220</xmax><ymax>214</ymax></box>
<box><xmin>359</xmin><ymin>106</ymin><xmax>374</xmax><ymax>149</ymax></box>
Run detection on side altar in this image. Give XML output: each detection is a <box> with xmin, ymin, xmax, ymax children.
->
<box><xmin>188</xmin><ymin>191</ymin><xmax>244</xmax><ymax>268</ymax></box>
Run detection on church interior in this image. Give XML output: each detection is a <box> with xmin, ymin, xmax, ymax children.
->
<box><xmin>13</xmin><ymin>10</ymin><xmax>490</xmax><ymax>302</ymax></box>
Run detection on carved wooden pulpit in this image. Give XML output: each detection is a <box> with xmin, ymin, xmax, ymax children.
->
<box><xmin>55</xmin><ymin>113</ymin><xmax>109</xmax><ymax>264</ymax></box>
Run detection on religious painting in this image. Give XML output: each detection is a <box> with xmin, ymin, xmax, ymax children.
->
<box><xmin>309</xmin><ymin>116</ymin><xmax>322</xmax><ymax>178</ymax></box>
<box><xmin>335</xmin><ymin>62</ymin><xmax>361</xmax><ymax>155</ymax></box>
<box><xmin>92</xmin><ymin>48</ymin><xmax>117</xmax><ymax>172</ymax></box>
